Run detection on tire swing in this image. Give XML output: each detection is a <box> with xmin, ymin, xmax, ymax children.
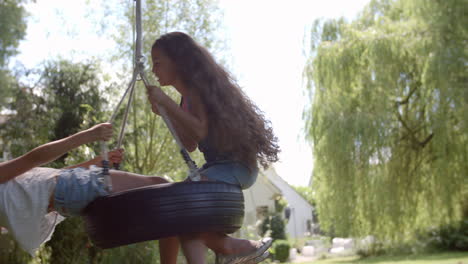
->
<box><xmin>81</xmin><ymin>0</ymin><xmax>244</xmax><ymax>249</ymax></box>
<box><xmin>83</xmin><ymin>181</ymin><xmax>244</xmax><ymax>249</ymax></box>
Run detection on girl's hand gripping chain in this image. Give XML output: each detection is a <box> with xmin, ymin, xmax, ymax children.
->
<box><xmin>146</xmin><ymin>85</ymin><xmax>165</xmax><ymax>115</ymax></box>
<box><xmin>87</xmin><ymin>123</ymin><xmax>114</xmax><ymax>192</ymax></box>
<box><xmin>85</xmin><ymin>123</ymin><xmax>113</xmax><ymax>142</ymax></box>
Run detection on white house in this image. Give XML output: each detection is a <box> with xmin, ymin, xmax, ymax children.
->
<box><xmin>240</xmin><ymin>166</ymin><xmax>315</xmax><ymax>239</ymax></box>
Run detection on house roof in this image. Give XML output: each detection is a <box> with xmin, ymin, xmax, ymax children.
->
<box><xmin>257</xmin><ymin>171</ymin><xmax>282</xmax><ymax>196</ymax></box>
<box><xmin>261</xmin><ymin>166</ymin><xmax>314</xmax><ymax>208</ymax></box>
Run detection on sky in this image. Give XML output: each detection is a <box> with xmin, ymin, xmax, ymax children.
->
<box><xmin>12</xmin><ymin>0</ymin><xmax>370</xmax><ymax>187</ymax></box>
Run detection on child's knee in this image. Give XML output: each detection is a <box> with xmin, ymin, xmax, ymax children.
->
<box><xmin>150</xmin><ymin>176</ymin><xmax>170</xmax><ymax>184</ymax></box>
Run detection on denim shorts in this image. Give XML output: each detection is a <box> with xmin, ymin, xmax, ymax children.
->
<box><xmin>198</xmin><ymin>161</ymin><xmax>258</xmax><ymax>190</ymax></box>
<box><xmin>54</xmin><ymin>166</ymin><xmax>109</xmax><ymax>217</ymax></box>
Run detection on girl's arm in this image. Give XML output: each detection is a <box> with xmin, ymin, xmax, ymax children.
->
<box><xmin>0</xmin><ymin>123</ymin><xmax>113</xmax><ymax>184</ymax></box>
<box><xmin>146</xmin><ymin>86</ymin><xmax>208</xmax><ymax>152</ymax></box>
<box><xmin>64</xmin><ymin>149</ymin><xmax>124</xmax><ymax>169</ymax></box>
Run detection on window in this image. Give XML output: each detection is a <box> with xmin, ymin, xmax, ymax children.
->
<box><xmin>256</xmin><ymin>206</ymin><xmax>269</xmax><ymax>220</ymax></box>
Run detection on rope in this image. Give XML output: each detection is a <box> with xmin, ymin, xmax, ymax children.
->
<box><xmin>134</xmin><ymin>0</ymin><xmax>199</xmax><ymax>180</ymax></box>
<box><xmin>99</xmin><ymin>0</ymin><xmax>201</xmax><ymax>190</ymax></box>
<box><xmin>100</xmin><ymin>142</ymin><xmax>112</xmax><ymax>192</ymax></box>
<box><xmin>116</xmin><ymin>70</ymin><xmax>137</xmax><ymax>151</ymax></box>
<box><xmin>139</xmin><ymin>71</ymin><xmax>200</xmax><ymax>180</ymax></box>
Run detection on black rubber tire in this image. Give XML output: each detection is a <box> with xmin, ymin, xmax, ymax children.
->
<box><xmin>82</xmin><ymin>181</ymin><xmax>245</xmax><ymax>249</ymax></box>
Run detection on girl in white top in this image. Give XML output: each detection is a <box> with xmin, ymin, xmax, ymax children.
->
<box><xmin>0</xmin><ymin>123</ymin><xmax>172</xmax><ymax>256</ymax></box>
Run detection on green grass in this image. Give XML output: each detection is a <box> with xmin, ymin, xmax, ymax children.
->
<box><xmin>289</xmin><ymin>251</ymin><xmax>468</xmax><ymax>264</ymax></box>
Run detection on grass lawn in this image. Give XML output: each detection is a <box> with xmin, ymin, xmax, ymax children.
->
<box><xmin>291</xmin><ymin>251</ymin><xmax>468</xmax><ymax>264</ymax></box>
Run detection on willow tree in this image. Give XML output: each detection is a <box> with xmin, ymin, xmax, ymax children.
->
<box><xmin>303</xmin><ymin>0</ymin><xmax>467</xmax><ymax>241</ymax></box>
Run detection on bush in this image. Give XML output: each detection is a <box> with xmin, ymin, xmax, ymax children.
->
<box><xmin>272</xmin><ymin>239</ymin><xmax>290</xmax><ymax>262</ymax></box>
<box><xmin>98</xmin><ymin>241</ymin><xmax>161</xmax><ymax>264</ymax></box>
<box><xmin>0</xmin><ymin>232</ymin><xmax>32</xmax><ymax>264</ymax></box>
<box><xmin>354</xmin><ymin>219</ymin><xmax>468</xmax><ymax>258</ymax></box>
<box><xmin>260</xmin><ymin>214</ymin><xmax>287</xmax><ymax>241</ymax></box>
<box><xmin>423</xmin><ymin>219</ymin><xmax>468</xmax><ymax>251</ymax></box>
<box><xmin>274</xmin><ymin>196</ymin><xmax>288</xmax><ymax>213</ymax></box>
<box><xmin>46</xmin><ymin>217</ymin><xmax>93</xmax><ymax>263</ymax></box>
<box><xmin>355</xmin><ymin>240</ymin><xmax>386</xmax><ymax>258</ymax></box>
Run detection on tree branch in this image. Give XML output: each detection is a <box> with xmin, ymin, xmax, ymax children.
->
<box><xmin>419</xmin><ymin>133</ymin><xmax>433</xmax><ymax>148</ymax></box>
<box><xmin>395</xmin><ymin>83</ymin><xmax>418</xmax><ymax>106</ymax></box>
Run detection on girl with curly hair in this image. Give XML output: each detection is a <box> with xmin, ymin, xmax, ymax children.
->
<box><xmin>147</xmin><ymin>32</ymin><xmax>280</xmax><ymax>264</ymax></box>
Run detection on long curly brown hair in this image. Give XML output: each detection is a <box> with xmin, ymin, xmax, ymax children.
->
<box><xmin>153</xmin><ymin>32</ymin><xmax>279</xmax><ymax>169</ymax></box>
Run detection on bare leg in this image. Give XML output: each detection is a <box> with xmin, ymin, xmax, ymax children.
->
<box><xmin>160</xmin><ymin>237</ymin><xmax>179</xmax><ymax>264</ymax></box>
<box><xmin>180</xmin><ymin>233</ymin><xmax>267</xmax><ymax>264</ymax></box>
<box><xmin>180</xmin><ymin>235</ymin><xmax>207</xmax><ymax>264</ymax></box>
<box><xmin>108</xmin><ymin>170</ymin><xmax>169</xmax><ymax>193</ymax></box>
<box><xmin>199</xmin><ymin>233</ymin><xmax>259</xmax><ymax>255</ymax></box>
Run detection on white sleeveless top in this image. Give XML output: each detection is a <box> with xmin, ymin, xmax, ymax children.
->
<box><xmin>0</xmin><ymin>167</ymin><xmax>65</xmax><ymax>256</ymax></box>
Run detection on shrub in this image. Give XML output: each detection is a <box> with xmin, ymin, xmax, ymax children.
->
<box><xmin>260</xmin><ymin>214</ymin><xmax>287</xmax><ymax>241</ymax></box>
<box><xmin>46</xmin><ymin>217</ymin><xmax>92</xmax><ymax>263</ymax></box>
<box><xmin>274</xmin><ymin>196</ymin><xmax>288</xmax><ymax>213</ymax></box>
<box><xmin>423</xmin><ymin>219</ymin><xmax>468</xmax><ymax>251</ymax></box>
<box><xmin>355</xmin><ymin>240</ymin><xmax>386</xmax><ymax>258</ymax></box>
<box><xmin>272</xmin><ymin>239</ymin><xmax>290</xmax><ymax>262</ymax></box>
<box><xmin>98</xmin><ymin>241</ymin><xmax>161</xmax><ymax>264</ymax></box>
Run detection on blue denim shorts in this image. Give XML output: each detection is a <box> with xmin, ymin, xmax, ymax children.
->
<box><xmin>198</xmin><ymin>161</ymin><xmax>258</xmax><ymax>190</ymax></box>
<box><xmin>54</xmin><ymin>166</ymin><xmax>109</xmax><ymax>217</ymax></box>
